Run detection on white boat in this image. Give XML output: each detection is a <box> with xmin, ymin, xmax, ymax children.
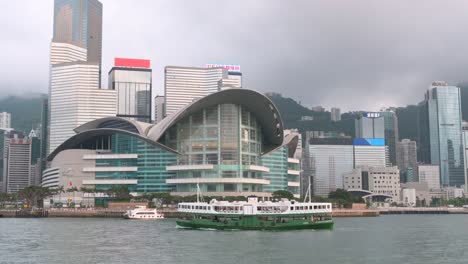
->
<box><xmin>123</xmin><ymin>206</ymin><xmax>164</xmax><ymax>220</ymax></box>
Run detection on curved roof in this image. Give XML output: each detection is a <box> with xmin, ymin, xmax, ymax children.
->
<box><xmin>74</xmin><ymin>117</ymin><xmax>152</xmax><ymax>135</ymax></box>
<box><xmin>147</xmin><ymin>88</ymin><xmax>284</xmax><ymax>152</ymax></box>
<box><xmin>47</xmin><ymin>128</ymin><xmax>178</xmax><ymax>161</ymax></box>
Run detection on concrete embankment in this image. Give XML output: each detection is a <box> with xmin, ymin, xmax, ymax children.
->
<box><xmin>378</xmin><ymin>208</ymin><xmax>468</xmax><ymax>215</ymax></box>
<box><xmin>332</xmin><ymin>209</ymin><xmax>379</xmax><ymax>217</ymax></box>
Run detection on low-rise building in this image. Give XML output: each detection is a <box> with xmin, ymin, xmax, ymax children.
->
<box><xmin>45</xmin><ymin>89</ymin><xmax>300</xmax><ymax>199</ymax></box>
<box><xmin>344</xmin><ymin>166</ymin><xmax>400</xmax><ymax>202</ymax></box>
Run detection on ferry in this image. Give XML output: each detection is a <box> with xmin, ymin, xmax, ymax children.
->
<box><xmin>123</xmin><ymin>206</ymin><xmax>164</xmax><ymax>220</ymax></box>
<box><xmin>176</xmin><ymin>197</ymin><xmax>333</xmax><ymax>230</ymax></box>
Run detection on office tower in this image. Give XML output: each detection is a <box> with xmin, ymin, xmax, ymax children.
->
<box><xmin>108</xmin><ymin>58</ymin><xmax>152</xmax><ymax>122</ymax></box>
<box><xmin>343</xmin><ymin>166</ymin><xmax>400</xmax><ymax>201</ymax></box>
<box><xmin>0</xmin><ymin>112</ymin><xmax>11</xmax><ymax>129</ymax></box>
<box><xmin>165</xmin><ymin>65</ymin><xmax>242</xmax><ymax>115</ymax></box>
<box><xmin>49</xmin><ymin>61</ymin><xmax>116</xmax><ymax>153</ymax></box>
<box><xmin>418</xmin><ymin>165</ymin><xmax>440</xmax><ymax>190</ymax></box>
<box><xmin>330</xmin><ymin>107</ymin><xmax>341</xmax><ymax>121</ymax></box>
<box><xmin>49</xmin><ymin>0</ymin><xmax>116</xmax><ymax>154</ymax></box>
<box><xmin>355</xmin><ymin>112</ymin><xmax>385</xmax><ymax>138</ymax></box>
<box><xmin>381</xmin><ymin>111</ymin><xmax>399</xmax><ymax>165</ymax></box>
<box><xmin>154</xmin><ymin>95</ymin><xmax>165</xmax><ymax>124</ymax></box>
<box><xmin>53</xmin><ymin>0</ymin><xmax>102</xmax><ymax>67</ymax></box>
<box><xmin>206</xmin><ymin>63</ymin><xmax>242</xmax><ymax>89</ymax></box>
<box><xmin>464</xmin><ymin>122</ymin><xmax>468</xmax><ymax>189</ymax></box>
<box><xmin>353</xmin><ymin>138</ymin><xmax>387</xmax><ymax>168</ymax></box>
<box><xmin>308</xmin><ymin>139</ymin><xmax>354</xmax><ymax>197</ymax></box>
<box><xmin>2</xmin><ymin>131</ymin><xmax>31</xmax><ymax>193</ymax></box>
<box><xmin>417</xmin><ymin>100</ymin><xmax>431</xmax><ymax>164</ymax></box>
<box><xmin>396</xmin><ymin>139</ymin><xmax>418</xmax><ymax>182</ymax></box>
<box><xmin>39</xmin><ymin>99</ymin><xmax>48</xmax><ymax>173</ymax></box>
<box><xmin>417</xmin><ymin>82</ymin><xmax>465</xmax><ymax>187</ymax></box>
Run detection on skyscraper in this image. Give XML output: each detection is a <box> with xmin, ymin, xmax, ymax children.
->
<box><xmin>164</xmin><ymin>65</ymin><xmax>242</xmax><ymax>115</ymax></box>
<box><xmin>49</xmin><ymin>0</ymin><xmax>116</xmax><ymax>153</ymax></box>
<box><xmin>417</xmin><ymin>82</ymin><xmax>465</xmax><ymax>187</ymax></box>
<box><xmin>381</xmin><ymin>111</ymin><xmax>399</xmax><ymax>166</ymax></box>
<box><xmin>53</xmin><ymin>0</ymin><xmax>103</xmax><ymax>67</ymax></box>
<box><xmin>355</xmin><ymin>113</ymin><xmax>385</xmax><ymax>139</ymax></box>
<box><xmin>108</xmin><ymin>58</ymin><xmax>152</xmax><ymax>122</ymax></box>
<box><xmin>396</xmin><ymin>139</ymin><xmax>418</xmax><ymax>182</ymax></box>
<box><xmin>2</xmin><ymin>131</ymin><xmax>31</xmax><ymax>193</ymax></box>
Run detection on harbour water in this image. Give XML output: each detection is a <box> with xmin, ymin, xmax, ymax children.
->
<box><xmin>0</xmin><ymin>215</ymin><xmax>467</xmax><ymax>264</ymax></box>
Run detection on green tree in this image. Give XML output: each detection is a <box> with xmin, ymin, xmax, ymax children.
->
<box><xmin>0</xmin><ymin>192</ymin><xmax>12</xmax><ymax>207</ymax></box>
<box><xmin>106</xmin><ymin>186</ymin><xmax>132</xmax><ymax>201</ymax></box>
<box><xmin>18</xmin><ymin>186</ymin><xmax>53</xmax><ymax>208</ymax></box>
<box><xmin>272</xmin><ymin>190</ymin><xmax>295</xmax><ymax>200</ymax></box>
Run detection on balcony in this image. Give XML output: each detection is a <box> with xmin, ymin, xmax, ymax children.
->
<box><xmin>166</xmin><ymin>178</ymin><xmax>270</xmax><ymax>185</ymax></box>
<box><xmin>166</xmin><ymin>164</ymin><xmax>214</xmax><ymax>171</ymax></box>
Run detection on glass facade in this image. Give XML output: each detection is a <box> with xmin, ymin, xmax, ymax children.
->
<box><xmin>53</xmin><ymin>0</ymin><xmax>102</xmax><ymax>64</ymax></box>
<box><xmin>426</xmin><ymin>86</ymin><xmax>465</xmax><ymax>187</ymax></box>
<box><xmin>94</xmin><ymin>133</ymin><xmax>177</xmax><ymax>193</ymax></box>
<box><xmin>261</xmin><ymin>146</ymin><xmax>288</xmax><ymax>193</ymax></box>
<box><xmin>161</xmin><ymin>104</ymin><xmax>268</xmax><ymax>193</ymax></box>
<box><xmin>381</xmin><ymin>112</ymin><xmax>398</xmax><ymax>166</ymax></box>
<box><xmin>109</xmin><ymin>68</ymin><xmax>152</xmax><ymax>122</ymax></box>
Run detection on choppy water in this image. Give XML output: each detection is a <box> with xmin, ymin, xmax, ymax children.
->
<box><xmin>0</xmin><ymin>215</ymin><xmax>467</xmax><ymax>264</ymax></box>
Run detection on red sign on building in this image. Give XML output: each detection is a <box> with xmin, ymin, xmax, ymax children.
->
<box><xmin>114</xmin><ymin>58</ymin><xmax>151</xmax><ymax>69</ymax></box>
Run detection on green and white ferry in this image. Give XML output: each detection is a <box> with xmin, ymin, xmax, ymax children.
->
<box><xmin>176</xmin><ymin>196</ymin><xmax>333</xmax><ymax>231</ymax></box>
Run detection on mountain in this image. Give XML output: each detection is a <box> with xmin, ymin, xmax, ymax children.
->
<box><xmin>0</xmin><ymin>94</ymin><xmax>46</xmax><ymax>133</ymax></box>
<box><xmin>266</xmin><ymin>93</ymin><xmax>357</xmax><ymax>137</ymax></box>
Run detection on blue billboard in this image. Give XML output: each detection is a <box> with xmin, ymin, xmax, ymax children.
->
<box><xmin>353</xmin><ymin>138</ymin><xmax>385</xmax><ymax>146</ymax></box>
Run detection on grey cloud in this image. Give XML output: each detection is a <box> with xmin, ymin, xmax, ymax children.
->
<box><xmin>2</xmin><ymin>0</ymin><xmax>468</xmax><ymax>111</ymax></box>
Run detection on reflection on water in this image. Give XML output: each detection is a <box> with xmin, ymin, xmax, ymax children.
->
<box><xmin>0</xmin><ymin>215</ymin><xmax>467</xmax><ymax>264</ymax></box>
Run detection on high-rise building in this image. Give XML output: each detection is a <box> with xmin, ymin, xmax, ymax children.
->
<box><xmin>0</xmin><ymin>112</ymin><xmax>11</xmax><ymax>129</ymax></box>
<box><xmin>39</xmin><ymin>99</ymin><xmax>48</xmax><ymax>173</ymax></box>
<box><xmin>418</xmin><ymin>165</ymin><xmax>440</xmax><ymax>190</ymax></box>
<box><xmin>49</xmin><ymin>1</ymin><xmax>116</xmax><ymax>154</ymax></box>
<box><xmin>353</xmin><ymin>138</ymin><xmax>387</xmax><ymax>168</ymax></box>
<box><xmin>355</xmin><ymin>113</ymin><xmax>385</xmax><ymax>139</ymax></box>
<box><xmin>463</xmin><ymin>122</ymin><xmax>468</xmax><ymax>189</ymax></box>
<box><xmin>164</xmin><ymin>65</ymin><xmax>242</xmax><ymax>115</ymax></box>
<box><xmin>308</xmin><ymin>143</ymin><xmax>354</xmax><ymax>197</ymax></box>
<box><xmin>330</xmin><ymin>107</ymin><xmax>341</xmax><ymax>121</ymax></box>
<box><xmin>53</xmin><ymin>0</ymin><xmax>103</xmax><ymax>67</ymax></box>
<box><xmin>2</xmin><ymin>131</ymin><xmax>31</xmax><ymax>193</ymax></box>
<box><xmin>49</xmin><ymin>62</ymin><xmax>116</xmax><ymax>153</ymax></box>
<box><xmin>417</xmin><ymin>82</ymin><xmax>465</xmax><ymax>187</ymax></box>
<box><xmin>108</xmin><ymin>58</ymin><xmax>152</xmax><ymax>122</ymax></box>
<box><xmin>381</xmin><ymin>111</ymin><xmax>399</xmax><ymax>166</ymax></box>
<box><xmin>154</xmin><ymin>95</ymin><xmax>165</xmax><ymax>124</ymax></box>
<box><xmin>396</xmin><ymin>139</ymin><xmax>418</xmax><ymax>182</ymax></box>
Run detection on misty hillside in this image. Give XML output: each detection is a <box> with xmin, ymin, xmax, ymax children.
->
<box><xmin>267</xmin><ymin>93</ymin><xmax>423</xmax><ymax>142</ymax></box>
<box><xmin>0</xmin><ymin>94</ymin><xmax>46</xmax><ymax>133</ymax></box>
<box><xmin>266</xmin><ymin>93</ymin><xmax>357</xmax><ymax>137</ymax></box>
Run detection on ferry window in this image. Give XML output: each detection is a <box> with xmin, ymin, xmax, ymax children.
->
<box><xmin>290</xmin><ymin>207</ymin><xmax>294</xmax><ymax>210</ymax></box>
<box><xmin>314</xmin><ymin>206</ymin><xmax>317</xmax><ymax>209</ymax></box>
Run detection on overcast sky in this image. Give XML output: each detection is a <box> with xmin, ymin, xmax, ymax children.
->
<box><xmin>2</xmin><ymin>0</ymin><xmax>468</xmax><ymax>111</ymax></box>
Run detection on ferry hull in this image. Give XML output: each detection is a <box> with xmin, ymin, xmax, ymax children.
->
<box><xmin>176</xmin><ymin>218</ymin><xmax>334</xmax><ymax>231</ymax></box>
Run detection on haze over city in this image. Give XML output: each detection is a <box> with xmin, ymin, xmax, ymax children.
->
<box><xmin>3</xmin><ymin>0</ymin><xmax>468</xmax><ymax>111</ymax></box>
